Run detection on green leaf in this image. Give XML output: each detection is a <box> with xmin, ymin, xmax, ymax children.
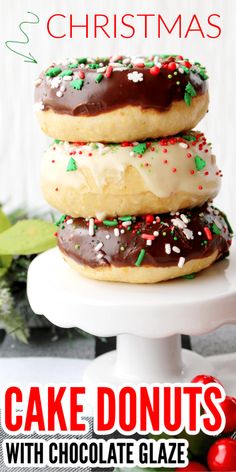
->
<box><xmin>0</xmin><ymin>220</ymin><xmax>57</xmax><ymax>255</ymax></box>
<box><xmin>0</xmin><ymin>208</ymin><xmax>11</xmax><ymax>232</ymax></box>
<box><xmin>0</xmin><ymin>209</ymin><xmax>12</xmax><ymax>276</ymax></box>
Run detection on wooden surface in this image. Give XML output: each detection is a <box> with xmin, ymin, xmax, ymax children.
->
<box><xmin>0</xmin><ymin>0</ymin><xmax>235</xmax><ymax>223</ymax></box>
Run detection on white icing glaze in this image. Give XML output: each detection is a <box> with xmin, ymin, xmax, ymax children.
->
<box><xmin>41</xmin><ymin>135</ymin><xmax>221</xmax><ymax>201</ymax></box>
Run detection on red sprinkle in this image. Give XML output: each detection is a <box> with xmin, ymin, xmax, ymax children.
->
<box><xmin>145</xmin><ymin>214</ymin><xmax>154</xmax><ymax>224</ymax></box>
<box><xmin>105</xmin><ymin>65</ymin><xmax>113</xmax><ymax>78</ymax></box>
<box><xmin>121</xmin><ymin>141</ymin><xmax>131</xmax><ymax>147</ymax></box>
<box><xmin>51</xmin><ymin>160</ymin><xmax>55</xmax><ymax>163</ymax></box>
<box><xmin>187</xmin><ymin>152</ymin><xmax>192</xmax><ymax>158</ymax></box>
<box><xmin>163</xmin><ymin>159</ymin><xmax>168</xmax><ymax>164</ymax></box>
<box><xmin>198</xmin><ymin>185</ymin><xmax>203</xmax><ymax>190</ymax></box>
<box><xmin>190</xmin><ymin>169</ymin><xmax>195</xmax><ymax>175</ymax></box>
<box><xmin>168</xmin><ymin>62</ymin><xmax>177</xmax><ymax>71</ymax></box>
<box><xmin>78</xmin><ymin>70</ymin><xmax>85</xmax><ymax>79</ymax></box>
<box><xmin>183</xmin><ymin>61</ymin><xmax>192</xmax><ymax>68</ymax></box>
<box><xmin>162</xmin><ymin>148</ymin><xmax>168</xmax><ymax>153</ymax></box>
<box><xmin>136</xmin><ymin>62</ymin><xmax>145</xmax><ymax>68</ymax></box>
<box><xmin>204</xmin><ymin>171</ymin><xmax>209</xmax><ymax>176</ymax></box>
<box><xmin>204</xmin><ymin>227</ymin><xmax>213</xmax><ymax>240</ymax></box>
<box><xmin>172</xmin><ymin>167</ymin><xmax>177</xmax><ymax>173</ymax></box>
<box><xmin>55</xmin><ymin>187</ymin><xmax>59</xmax><ymax>191</ymax></box>
<box><xmin>54</xmin><ymin>232</ymin><xmax>58</xmax><ymax>237</ymax></box>
<box><xmin>141</xmin><ymin>234</ymin><xmax>155</xmax><ymax>240</ymax></box>
<box><xmin>150</xmin><ymin>66</ymin><xmax>160</xmax><ymax>75</ymax></box>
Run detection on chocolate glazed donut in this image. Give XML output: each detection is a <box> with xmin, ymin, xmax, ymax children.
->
<box><xmin>34</xmin><ymin>55</ymin><xmax>209</xmax><ymax>142</ymax></box>
<box><xmin>57</xmin><ymin>204</ymin><xmax>232</xmax><ymax>283</ymax></box>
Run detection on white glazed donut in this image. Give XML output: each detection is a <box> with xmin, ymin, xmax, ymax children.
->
<box><xmin>41</xmin><ymin>131</ymin><xmax>221</xmax><ymax>218</ymax></box>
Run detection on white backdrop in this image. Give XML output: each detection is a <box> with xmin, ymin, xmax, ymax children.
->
<box><xmin>0</xmin><ymin>0</ymin><xmax>235</xmax><ymax>222</ymax></box>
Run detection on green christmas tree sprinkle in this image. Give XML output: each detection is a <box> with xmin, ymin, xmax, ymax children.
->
<box><xmin>195</xmin><ymin>155</ymin><xmax>206</xmax><ymax>171</ymax></box>
<box><xmin>70</xmin><ymin>79</ymin><xmax>84</xmax><ymax>90</ymax></box>
<box><xmin>46</xmin><ymin>67</ymin><xmax>62</xmax><ymax>78</ymax></box>
<box><xmin>66</xmin><ymin>157</ymin><xmax>78</xmax><ymax>172</ymax></box>
<box><xmin>133</xmin><ymin>143</ymin><xmax>147</xmax><ymax>155</ymax></box>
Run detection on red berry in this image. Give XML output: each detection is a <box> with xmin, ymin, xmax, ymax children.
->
<box><xmin>150</xmin><ymin>65</ymin><xmax>160</xmax><ymax>75</ymax></box>
<box><xmin>168</xmin><ymin>61</ymin><xmax>177</xmax><ymax>71</ymax></box>
<box><xmin>145</xmin><ymin>214</ymin><xmax>154</xmax><ymax>224</ymax></box>
<box><xmin>221</xmin><ymin>396</ymin><xmax>236</xmax><ymax>433</ymax></box>
<box><xmin>207</xmin><ymin>438</ymin><xmax>236</xmax><ymax>471</ymax></box>
<box><xmin>191</xmin><ymin>374</ymin><xmax>222</xmax><ymax>386</ymax></box>
<box><xmin>176</xmin><ymin>461</ymin><xmax>208</xmax><ymax>471</ymax></box>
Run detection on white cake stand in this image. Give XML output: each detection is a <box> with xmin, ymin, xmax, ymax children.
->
<box><xmin>27</xmin><ymin>245</ymin><xmax>236</xmax><ymax>385</ymax></box>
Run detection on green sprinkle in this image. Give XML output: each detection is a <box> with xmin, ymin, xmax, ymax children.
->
<box><xmin>46</xmin><ymin>67</ymin><xmax>62</xmax><ymax>77</ymax></box>
<box><xmin>173</xmin><ymin>236</ymin><xmax>178</xmax><ymax>241</ymax></box>
<box><xmin>77</xmin><ymin>57</ymin><xmax>87</xmax><ymax>64</ymax></box>
<box><xmin>55</xmin><ymin>215</ymin><xmax>67</xmax><ymax>227</ymax></box>
<box><xmin>212</xmin><ymin>223</ymin><xmax>221</xmax><ymax>235</ymax></box>
<box><xmin>145</xmin><ymin>61</ymin><xmax>154</xmax><ymax>68</ymax></box>
<box><xmin>133</xmin><ymin>143</ymin><xmax>147</xmax><ymax>155</ymax></box>
<box><xmin>66</xmin><ymin>157</ymin><xmax>78</xmax><ymax>172</ymax></box>
<box><xmin>182</xmin><ymin>273</ymin><xmax>196</xmax><ymax>279</ymax></box>
<box><xmin>88</xmin><ymin>64</ymin><xmax>99</xmax><ymax>69</ymax></box>
<box><xmin>95</xmin><ymin>73</ymin><xmax>103</xmax><ymax>83</ymax></box>
<box><xmin>119</xmin><ymin>216</ymin><xmax>132</xmax><ymax>221</ymax></box>
<box><xmin>54</xmin><ymin>139</ymin><xmax>61</xmax><ymax>144</ymax></box>
<box><xmin>135</xmin><ymin>249</ymin><xmax>146</xmax><ymax>267</ymax></box>
<box><xmin>184</xmin><ymin>92</ymin><xmax>192</xmax><ymax>106</ymax></box>
<box><xmin>185</xmin><ymin>82</ymin><xmax>197</xmax><ymax>97</ymax></box>
<box><xmin>59</xmin><ymin>69</ymin><xmax>73</xmax><ymax>77</ymax></box>
<box><xmin>199</xmin><ymin>69</ymin><xmax>209</xmax><ymax>80</ymax></box>
<box><xmin>70</xmin><ymin>79</ymin><xmax>84</xmax><ymax>90</ymax></box>
<box><xmin>181</xmin><ymin>65</ymin><xmax>190</xmax><ymax>74</ymax></box>
<box><xmin>103</xmin><ymin>219</ymin><xmax>118</xmax><ymax>226</ymax></box>
<box><xmin>68</xmin><ymin>63</ymin><xmax>78</xmax><ymax>69</ymax></box>
<box><xmin>182</xmin><ymin>134</ymin><xmax>197</xmax><ymax>142</ymax></box>
<box><xmin>195</xmin><ymin>155</ymin><xmax>206</xmax><ymax>171</ymax></box>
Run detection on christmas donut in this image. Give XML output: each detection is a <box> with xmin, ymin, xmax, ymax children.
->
<box><xmin>41</xmin><ymin>131</ymin><xmax>221</xmax><ymax>219</ymax></box>
<box><xmin>56</xmin><ymin>204</ymin><xmax>232</xmax><ymax>284</ymax></box>
<box><xmin>35</xmin><ymin>55</ymin><xmax>209</xmax><ymax>143</ymax></box>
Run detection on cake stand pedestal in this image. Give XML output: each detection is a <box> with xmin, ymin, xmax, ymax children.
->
<box><xmin>27</xmin><ymin>246</ymin><xmax>236</xmax><ymax>385</ymax></box>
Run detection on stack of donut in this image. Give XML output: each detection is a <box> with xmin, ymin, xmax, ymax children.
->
<box><xmin>35</xmin><ymin>54</ymin><xmax>232</xmax><ymax>283</ymax></box>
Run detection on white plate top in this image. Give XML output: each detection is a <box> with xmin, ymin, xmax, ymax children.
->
<box><xmin>27</xmin><ymin>246</ymin><xmax>236</xmax><ymax>338</ymax></box>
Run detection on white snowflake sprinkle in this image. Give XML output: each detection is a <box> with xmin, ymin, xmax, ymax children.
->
<box><xmin>127</xmin><ymin>71</ymin><xmax>144</xmax><ymax>83</ymax></box>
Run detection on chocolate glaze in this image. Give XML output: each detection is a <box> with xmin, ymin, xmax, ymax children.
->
<box><xmin>35</xmin><ymin>56</ymin><xmax>208</xmax><ymax>116</ymax></box>
<box><xmin>57</xmin><ymin>205</ymin><xmax>232</xmax><ymax>269</ymax></box>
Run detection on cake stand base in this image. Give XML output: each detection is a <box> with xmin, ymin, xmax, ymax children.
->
<box><xmin>27</xmin><ymin>247</ymin><xmax>236</xmax><ymax>388</ymax></box>
<box><xmin>83</xmin><ymin>334</ymin><xmax>214</xmax><ymax>385</ymax></box>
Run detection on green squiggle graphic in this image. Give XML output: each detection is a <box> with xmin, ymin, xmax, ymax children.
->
<box><xmin>5</xmin><ymin>11</ymin><xmax>39</xmax><ymax>64</ymax></box>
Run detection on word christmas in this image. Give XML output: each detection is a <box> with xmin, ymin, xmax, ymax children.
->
<box><xmin>47</xmin><ymin>13</ymin><xmax>222</xmax><ymax>40</ymax></box>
